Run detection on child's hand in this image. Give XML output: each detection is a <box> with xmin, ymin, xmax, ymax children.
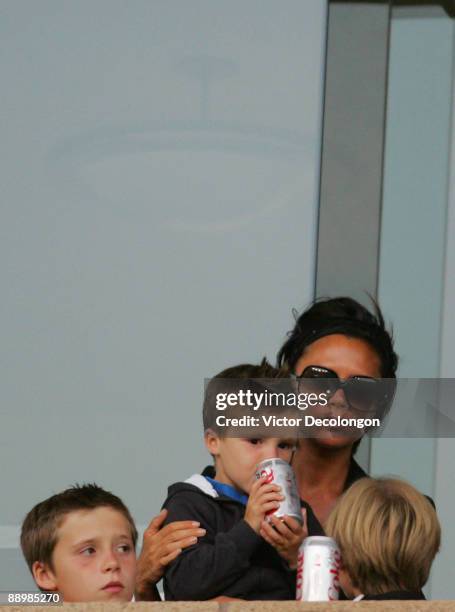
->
<box><xmin>260</xmin><ymin>508</ymin><xmax>307</xmax><ymax>569</ymax></box>
<box><xmin>244</xmin><ymin>477</ymin><xmax>284</xmax><ymax>533</ymax></box>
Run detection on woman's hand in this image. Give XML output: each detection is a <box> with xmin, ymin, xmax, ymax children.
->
<box><xmin>135</xmin><ymin>509</ymin><xmax>206</xmax><ymax>600</ymax></box>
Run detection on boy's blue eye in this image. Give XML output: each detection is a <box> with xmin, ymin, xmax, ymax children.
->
<box><xmin>81</xmin><ymin>547</ymin><xmax>96</xmax><ymax>556</ymax></box>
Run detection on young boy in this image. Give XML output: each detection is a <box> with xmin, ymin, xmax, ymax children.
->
<box><xmin>325</xmin><ymin>477</ymin><xmax>441</xmax><ymax>600</ymax></box>
<box><xmin>21</xmin><ymin>484</ymin><xmax>138</xmax><ymax>602</ymax></box>
<box><xmin>162</xmin><ymin>361</ymin><xmax>307</xmax><ymax>601</ymax></box>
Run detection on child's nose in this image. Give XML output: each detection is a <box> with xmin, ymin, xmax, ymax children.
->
<box><xmin>102</xmin><ymin>551</ymin><xmax>120</xmax><ymax>572</ymax></box>
<box><xmin>260</xmin><ymin>445</ymin><xmax>280</xmax><ymax>460</ymax></box>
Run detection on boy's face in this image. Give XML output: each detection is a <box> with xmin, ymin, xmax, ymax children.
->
<box><xmin>205</xmin><ymin>434</ymin><xmax>295</xmax><ymax>494</ymax></box>
<box><xmin>33</xmin><ymin>507</ymin><xmax>136</xmax><ymax>602</ymax></box>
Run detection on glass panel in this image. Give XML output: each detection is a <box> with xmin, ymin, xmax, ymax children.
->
<box><xmin>373</xmin><ymin>5</ymin><xmax>454</xmax><ymax>598</ymax></box>
<box><xmin>0</xmin><ymin>0</ymin><xmax>327</xmax><ymax>589</ymax></box>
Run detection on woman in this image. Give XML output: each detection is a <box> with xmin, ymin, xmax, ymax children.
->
<box><xmin>277</xmin><ymin>296</ymin><xmax>398</xmax><ymax>527</ymax></box>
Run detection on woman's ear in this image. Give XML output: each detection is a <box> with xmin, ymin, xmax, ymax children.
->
<box><xmin>32</xmin><ymin>561</ymin><xmax>58</xmax><ymax>592</ymax></box>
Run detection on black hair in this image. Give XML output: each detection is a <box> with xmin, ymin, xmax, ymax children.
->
<box><xmin>277</xmin><ymin>296</ymin><xmax>398</xmax><ymax>379</ymax></box>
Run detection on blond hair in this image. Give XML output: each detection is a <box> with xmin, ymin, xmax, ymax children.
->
<box><xmin>325</xmin><ymin>477</ymin><xmax>440</xmax><ymax>595</ymax></box>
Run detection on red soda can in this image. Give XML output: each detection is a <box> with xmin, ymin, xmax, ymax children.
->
<box><xmin>296</xmin><ymin>536</ymin><xmax>341</xmax><ymax>601</ymax></box>
<box><xmin>255</xmin><ymin>458</ymin><xmax>302</xmax><ymax>524</ymax></box>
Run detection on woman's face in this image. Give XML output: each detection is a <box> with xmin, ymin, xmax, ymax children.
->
<box><xmin>294</xmin><ymin>334</ymin><xmax>382</xmax><ymax>449</ymax></box>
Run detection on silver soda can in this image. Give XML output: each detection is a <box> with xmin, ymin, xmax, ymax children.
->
<box><xmin>255</xmin><ymin>458</ymin><xmax>302</xmax><ymax>524</ymax></box>
<box><xmin>296</xmin><ymin>536</ymin><xmax>341</xmax><ymax>601</ymax></box>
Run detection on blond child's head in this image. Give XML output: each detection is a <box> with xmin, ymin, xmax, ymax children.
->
<box><xmin>325</xmin><ymin>477</ymin><xmax>440</xmax><ymax>597</ymax></box>
<box><xmin>21</xmin><ymin>484</ymin><xmax>137</xmax><ymax>602</ymax></box>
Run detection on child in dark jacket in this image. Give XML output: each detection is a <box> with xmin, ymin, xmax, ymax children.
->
<box><xmin>325</xmin><ymin>477</ymin><xmax>441</xmax><ymax>601</ymax></box>
<box><xmin>162</xmin><ymin>361</ymin><xmax>307</xmax><ymax>601</ymax></box>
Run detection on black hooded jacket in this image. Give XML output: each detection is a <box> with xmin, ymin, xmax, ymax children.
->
<box><xmin>201</xmin><ymin>464</ymin><xmax>327</xmax><ymax>536</ymax></box>
<box><xmin>162</xmin><ymin>474</ymin><xmax>297</xmax><ymax>601</ymax></box>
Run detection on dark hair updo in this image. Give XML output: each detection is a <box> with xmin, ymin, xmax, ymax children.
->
<box><xmin>277</xmin><ymin>296</ymin><xmax>398</xmax><ymax>379</ymax></box>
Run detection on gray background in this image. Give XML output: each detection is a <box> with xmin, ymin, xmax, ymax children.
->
<box><xmin>372</xmin><ymin>10</ymin><xmax>454</xmax><ymax>598</ymax></box>
<box><xmin>2</xmin><ymin>0</ymin><xmax>455</xmax><ymax>600</ymax></box>
<box><xmin>0</xmin><ymin>0</ymin><xmax>326</xmax><ymax>590</ymax></box>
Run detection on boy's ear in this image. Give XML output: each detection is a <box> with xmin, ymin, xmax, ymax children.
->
<box><xmin>32</xmin><ymin>561</ymin><xmax>58</xmax><ymax>592</ymax></box>
<box><xmin>204</xmin><ymin>429</ymin><xmax>221</xmax><ymax>456</ymax></box>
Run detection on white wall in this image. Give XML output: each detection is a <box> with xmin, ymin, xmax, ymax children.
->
<box><xmin>0</xmin><ymin>0</ymin><xmax>327</xmax><ymax>590</ymax></box>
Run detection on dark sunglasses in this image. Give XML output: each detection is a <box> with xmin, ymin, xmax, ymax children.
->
<box><xmin>294</xmin><ymin>365</ymin><xmax>392</xmax><ymax>413</ymax></box>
